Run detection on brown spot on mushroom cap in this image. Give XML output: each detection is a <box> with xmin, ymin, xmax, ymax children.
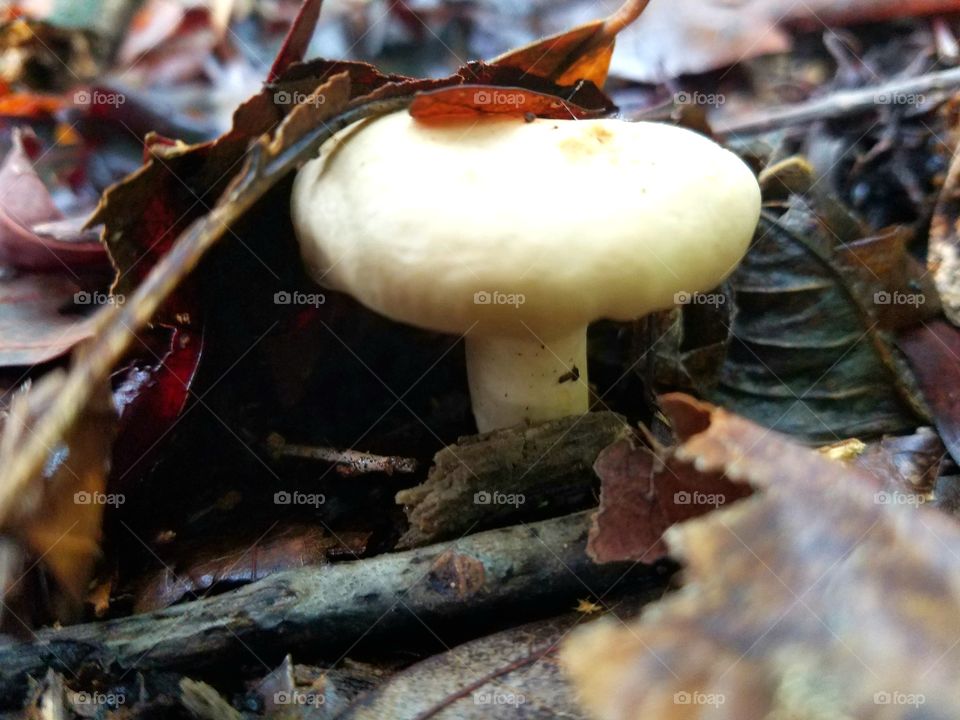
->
<box><xmin>591</xmin><ymin>124</ymin><xmax>614</xmax><ymax>143</ymax></box>
<box><xmin>558</xmin><ymin>123</ymin><xmax>616</xmax><ymax>159</ymax></box>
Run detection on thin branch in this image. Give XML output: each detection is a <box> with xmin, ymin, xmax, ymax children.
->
<box><xmin>715</xmin><ymin>65</ymin><xmax>960</xmax><ymax>136</ymax></box>
<box><xmin>267</xmin><ymin>434</ymin><xmax>419</xmax><ymax>476</ymax></box>
<box><xmin>0</xmin><ymin>512</ymin><xmax>663</xmax><ymax>704</ymax></box>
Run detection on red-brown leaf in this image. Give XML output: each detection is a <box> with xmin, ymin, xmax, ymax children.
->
<box><xmin>0</xmin><ymin>130</ymin><xmax>106</xmax><ymax>272</ymax></box>
<box><xmin>409</xmin><ymin>85</ymin><xmax>605</xmax><ymax>122</ymax></box>
<box><xmin>588</xmin><ymin>435</ymin><xmax>752</xmax><ymax>564</ymax></box>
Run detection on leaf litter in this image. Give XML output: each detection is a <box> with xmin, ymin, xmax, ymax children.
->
<box><xmin>5</xmin><ymin>0</ymin><xmax>960</xmax><ymax>717</ymax></box>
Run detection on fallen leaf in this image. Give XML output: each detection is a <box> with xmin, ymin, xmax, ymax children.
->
<box><xmin>588</xmin><ymin>434</ymin><xmax>752</xmax><ymax>563</ymax></box>
<box><xmin>109</xmin><ymin>325</ymin><xmax>203</xmax><ymax>486</ymax></box>
<box><xmin>898</xmin><ymin>319</ymin><xmax>960</xmax><ymax>465</ymax></box>
<box><xmin>491</xmin><ymin>19</ymin><xmax>614</xmax><ymax>87</ymax></box>
<box><xmin>0</xmin><ymin>129</ymin><xmax>106</xmax><ymax>272</ymax></box>
<box><xmin>564</xmin><ymin>393</ymin><xmax>960</xmax><ymax>719</ymax></box>
<box><xmin>0</xmin><ymin>89</ymin><xmax>64</xmax><ymax>117</ymax></box>
<box><xmin>340</xmin><ymin>616</ymin><xmax>587</xmax><ymax>720</ymax></box>
<box><xmin>253</xmin><ymin>655</ymin><xmax>389</xmax><ymax>718</ymax></box>
<box><xmin>83</xmin><ymin>16</ymin><xmax>356</xmax><ymax>491</ymax></box>
<box><xmin>116</xmin><ymin>0</ymin><xmax>222</xmax><ymax>86</ymax></box>
<box><xmin>501</xmin><ymin>0</ymin><xmax>960</xmax><ymax>82</ymax></box>
<box><xmin>0</xmin><ymin>274</ymin><xmax>96</xmax><ymax>367</ymax></box>
<box><xmin>840</xmin><ymin>227</ymin><xmax>941</xmax><ymax>331</ymax></box>
<box><xmin>0</xmin><ymin>370</ymin><xmax>116</xmax><ymax>623</ymax></box>
<box><xmin>0</xmin><ymin>18</ymin><xmax>100</xmax><ymax>91</ymax></box>
<box><xmin>650</xmin><ymin>288</ymin><xmax>734</xmax><ymax>395</ymax></box>
<box><xmin>709</xmin><ymin>182</ymin><xmax>925</xmax><ymax>440</ymax></box>
<box><xmin>409</xmin><ymin>84</ymin><xmax>605</xmax><ymax>122</ymax></box>
<box><xmin>0</xmin><ymin>130</ymin><xmax>112</xmax><ymax>367</ymax></box>
<box><xmin>853</xmin><ymin>427</ymin><xmax>946</xmax><ymax>497</ymax></box>
<box><xmin>267</xmin><ymin>0</ymin><xmax>324</xmax><ymax>83</ymax></box>
<box><xmin>24</xmin><ymin>669</ymin><xmax>70</xmax><ymax>720</ymax></box>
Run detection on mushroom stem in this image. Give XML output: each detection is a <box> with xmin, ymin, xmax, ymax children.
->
<box><xmin>465</xmin><ymin>328</ymin><xmax>589</xmax><ymax>432</ymax></box>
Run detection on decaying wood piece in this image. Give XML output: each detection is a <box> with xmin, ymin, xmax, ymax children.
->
<box><xmin>396</xmin><ymin>412</ymin><xmax>633</xmax><ymax>548</ymax></box>
<box><xmin>0</xmin><ymin>512</ymin><xmax>662</xmax><ymax>708</ymax></box>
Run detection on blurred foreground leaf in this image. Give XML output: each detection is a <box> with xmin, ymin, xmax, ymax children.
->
<box><xmin>564</xmin><ymin>393</ymin><xmax>960</xmax><ymax>719</ymax></box>
<box><xmin>0</xmin><ymin>370</ymin><xmax>115</xmax><ymax>625</ymax></box>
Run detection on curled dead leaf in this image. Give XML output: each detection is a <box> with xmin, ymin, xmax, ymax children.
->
<box><xmin>491</xmin><ymin>0</ymin><xmax>651</xmax><ymax>87</ymax></box>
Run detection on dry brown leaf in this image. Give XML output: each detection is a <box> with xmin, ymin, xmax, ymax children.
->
<box><xmin>492</xmin><ymin>19</ymin><xmax>614</xmax><ymax>87</ymax></box>
<box><xmin>898</xmin><ymin>320</ymin><xmax>960</xmax><ymax>466</ymax></box>
<box><xmin>339</xmin><ymin>617</ymin><xmax>585</xmax><ymax>720</ymax></box>
<box><xmin>491</xmin><ymin>0</ymin><xmax>650</xmax><ymax>87</ymax></box>
<box><xmin>564</xmin><ymin>393</ymin><xmax>960</xmax><ymax>720</ymax></box>
<box><xmin>588</xmin><ymin>434</ymin><xmax>752</xmax><ymax>564</ymax></box>
<box><xmin>0</xmin><ymin>369</ymin><xmax>116</xmax><ymax>617</ymax></box>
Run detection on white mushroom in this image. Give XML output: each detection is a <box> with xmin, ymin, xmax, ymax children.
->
<box><xmin>291</xmin><ymin>112</ymin><xmax>760</xmax><ymax>432</ymax></box>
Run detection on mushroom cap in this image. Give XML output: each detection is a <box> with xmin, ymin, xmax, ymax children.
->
<box><xmin>291</xmin><ymin>112</ymin><xmax>760</xmax><ymax>336</ymax></box>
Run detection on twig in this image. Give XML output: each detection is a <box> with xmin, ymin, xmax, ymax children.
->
<box><xmin>267</xmin><ymin>434</ymin><xmax>419</xmax><ymax>476</ymax></box>
<box><xmin>715</xmin><ymin>65</ymin><xmax>960</xmax><ymax>136</ymax></box>
<box><xmin>0</xmin><ymin>512</ymin><xmax>664</xmax><ymax>705</ymax></box>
